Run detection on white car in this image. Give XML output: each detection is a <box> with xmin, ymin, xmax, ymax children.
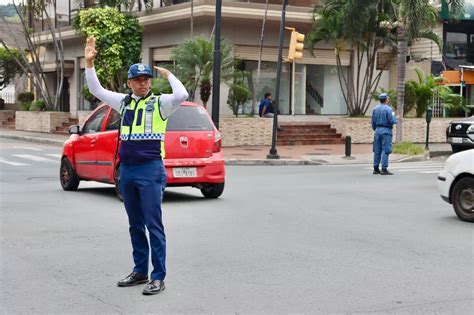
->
<box><xmin>437</xmin><ymin>149</ymin><xmax>474</xmax><ymax>222</ymax></box>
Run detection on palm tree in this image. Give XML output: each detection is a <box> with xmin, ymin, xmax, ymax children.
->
<box><xmin>308</xmin><ymin>0</ymin><xmax>397</xmax><ymax>116</ymax></box>
<box><xmin>171</xmin><ymin>36</ymin><xmax>234</xmax><ymax>108</ymax></box>
<box><xmin>393</xmin><ymin>0</ymin><xmax>464</xmax><ymax>142</ymax></box>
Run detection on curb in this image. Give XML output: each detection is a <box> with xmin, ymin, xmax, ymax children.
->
<box><xmin>428</xmin><ymin>150</ymin><xmax>452</xmax><ymax>158</ymax></box>
<box><xmin>224</xmin><ymin>159</ymin><xmax>321</xmax><ymax>166</ymax></box>
<box><xmin>0</xmin><ymin>133</ymin><xmax>65</xmax><ymax>146</ymax></box>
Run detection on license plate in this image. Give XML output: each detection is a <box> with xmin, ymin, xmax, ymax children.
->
<box><xmin>173</xmin><ymin>167</ymin><xmax>197</xmax><ymax>178</ymax></box>
<box><xmin>451</xmin><ymin>137</ymin><xmax>463</xmax><ymax>144</ymax></box>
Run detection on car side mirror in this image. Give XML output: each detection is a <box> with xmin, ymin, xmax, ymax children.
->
<box><xmin>68</xmin><ymin>125</ymin><xmax>81</xmax><ymax>135</ymax></box>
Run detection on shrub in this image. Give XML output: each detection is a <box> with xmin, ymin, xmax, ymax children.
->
<box><xmin>393</xmin><ymin>142</ymin><xmax>424</xmax><ymax>155</ymax></box>
<box><xmin>17</xmin><ymin>91</ymin><xmax>34</xmax><ymax>104</ymax></box>
<box><xmin>30</xmin><ymin>99</ymin><xmax>46</xmax><ymax>111</ymax></box>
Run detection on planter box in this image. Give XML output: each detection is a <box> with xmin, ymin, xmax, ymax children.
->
<box><xmin>220</xmin><ymin>117</ymin><xmax>273</xmax><ymax>147</ymax></box>
<box><xmin>330</xmin><ymin>117</ymin><xmax>451</xmax><ymax>143</ymax></box>
<box><xmin>16</xmin><ymin>111</ymin><xmax>70</xmax><ymax>133</ymax></box>
<box><xmin>0</xmin><ymin>110</ymin><xmax>15</xmax><ymax>124</ymax></box>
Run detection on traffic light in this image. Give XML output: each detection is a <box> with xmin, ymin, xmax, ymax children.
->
<box><xmin>288</xmin><ymin>29</ymin><xmax>305</xmax><ymax>61</ymax></box>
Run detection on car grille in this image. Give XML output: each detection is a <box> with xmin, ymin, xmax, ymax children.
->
<box><xmin>449</xmin><ymin>123</ymin><xmax>470</xmax><ymax>135</ymax></box>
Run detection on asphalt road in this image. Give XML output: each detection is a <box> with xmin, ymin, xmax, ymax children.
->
<box><xmin>0</xmin><ymin>138</ymin><xmax>472</xmax><ymax>313</ymax></box>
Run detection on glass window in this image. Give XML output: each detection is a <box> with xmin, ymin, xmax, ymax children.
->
<box><xmin>166</xmin><ymin>106</ymin><xmax>214</xmax><ymax>131</ymax></box>
<box><xmin>445</xmin><ymin>32</ymin><xmax>468</xmax><ymax>60</ymax></box>
<box><xmin>83</xmin><ymin>107</ymin><xmax>107</xmax><ymax>134</ymax></box>
<box><xmin>79</xmin><ymin>69</ymin><xmax>100</xmax><ymax>111</ymax></box>
<box><xmin>106</xmin><ymin>109</ymin><xmax>121</xmax><ymax>131</ymax></box>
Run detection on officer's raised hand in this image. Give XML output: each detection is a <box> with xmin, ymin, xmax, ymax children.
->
<box><xmin>154</xmin><ymin>66</ymin><xmax>171</xmax><ymax>80</ymax></box>
<box><xmin>85</xmin><ymin>36</ymin><xmax>97</xmax><ymax>68</ymax></box>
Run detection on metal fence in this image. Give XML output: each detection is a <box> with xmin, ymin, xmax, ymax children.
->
<box><xmin>0</xmin><ymin>92</ymin><xmax>15</xmax><ymax>104</ymax></box>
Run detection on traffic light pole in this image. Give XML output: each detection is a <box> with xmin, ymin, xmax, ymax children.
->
<box><xmin>211</xmin><ymin>0</ymin><xmax>222</xmax><ymax>129</ymax></box>
<box><xmin>267</xmin><ymin>0</ymin><xmax>288</xmax><ymax>159</ymax></box>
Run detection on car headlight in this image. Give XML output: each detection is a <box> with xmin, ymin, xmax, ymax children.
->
<box><xmin>468</xmin><ymin>125</ymin><xmax>474</xmax><ymax>133</ymax></box>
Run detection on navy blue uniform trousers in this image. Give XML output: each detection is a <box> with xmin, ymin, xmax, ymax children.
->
<box><xmin>120</xmin><ymin>160</ymin><xmax>167</xmax><ymax>280</ymax></box>
<box><xmin>373</xmin><ymin>133</ymin><xmax>393</xmax><ymax>170</ymax></box>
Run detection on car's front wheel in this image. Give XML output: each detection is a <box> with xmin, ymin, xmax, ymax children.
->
<box><xmin>200</xmin><ymin>182</ymin><xmax>225</xmax><ymax>199</ymax></box>
<box><xmin>451</xmin><ymin>177</ymin><xmax>474</xmax><ymax>222</ymax></box>
<box><xmin>114</xmin><ymin>165</ymin><xmax>123</xmax><ymax>202</ymax></box>
<box><xmin>60</xmin><ymin>158</ymin><xmax>80</xmax><ymax>191</ymax></box>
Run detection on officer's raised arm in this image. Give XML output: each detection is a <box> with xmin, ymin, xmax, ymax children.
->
<box><xmin>84</xmin><ymin>36</ymin><xmax>125</xmax><ymax>112</ymax></box>
<box><xmin>155</xmin><ymin>66</ymin><xmax>189</xmax><ymax>119</ymax></box>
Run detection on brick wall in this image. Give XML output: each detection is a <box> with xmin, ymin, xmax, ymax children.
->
<box><xmin>16</xmin><ymin>111</ymin><xmax>70</xmax><ymax>133</ymax></box>
<box><xmin>330</xmin><ymin>118</ymin><xmax>451</xmax><ymax>143</ymax></box>
<box><xmin>0</xmin><ymin>110</ymin><xmax>15</xmax><ymax>124</ymax></box>
<box><xmin>219</xmin><ymin>117</ymin><xmax>273</xmax><ymax>146</ymax></box>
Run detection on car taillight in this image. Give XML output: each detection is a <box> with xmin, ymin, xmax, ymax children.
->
<box><xmin>213</xmin><ymin>131</ymin><xmax>222</xmax><ymax>153</ymax></box>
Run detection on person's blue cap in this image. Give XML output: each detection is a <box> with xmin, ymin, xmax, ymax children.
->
<box><xmin>128</xmin><ymin>63</ymin><xmax>153</xmax><ymax>79</ymax></box>
<box><xmin>379</xmin><ymin>93</ymin><xmax>388</xmax><ymax>101</ymax></box>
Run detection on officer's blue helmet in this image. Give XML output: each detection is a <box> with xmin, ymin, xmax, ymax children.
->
<box><xmin>128</xmin><ymin>63</ymin><xmax>153</xmax><ymax>79</ymax></box>
<box><xmin>378</xmin><ymin>93</ymin><xmax>388</xmax><ymax>101</ymax></box>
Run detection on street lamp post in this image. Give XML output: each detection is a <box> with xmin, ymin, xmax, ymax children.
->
<box><xmin>211</xmin><ymin>0</ymin><xmax>222</xmax><ymax>129</ymax></box>
<box><xmin>267</xmin><ymin>0</ymin><xmax>288</xmax><ymax>159</ymax></box>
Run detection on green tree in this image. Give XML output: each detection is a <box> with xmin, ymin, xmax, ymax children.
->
<box><xmin>0</xmin><ymin>47</ymin><xmax>24</xmax><ymax>91</ymax></box>
<box><xmin>227</xmin><ymin>70</ymin><xmax>251</xmax><ymax>117</ymax></box>
<box><xmin>170</xmin><ymin>36</ymin><xmax>234</xmax><ymax>108</ymax></box>
<box><xmin>73</xmin><ymin>7</ymin><xmax>143</xmax><ymax>92</ymax></box>
<box><xmin>308</xmin><ymin>0</ymin><xmax>397</xmax><ymax>116</ymax></box>
<box><xmin>392</xmin><ymin>0</ymin><xmax>464</xmax><ymax>141</ymax></box>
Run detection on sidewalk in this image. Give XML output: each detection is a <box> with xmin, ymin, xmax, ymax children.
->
<box><xmin>0</xmin><ymin>128</ymin><xmax>452</xmax><ymax>165</ymax></box>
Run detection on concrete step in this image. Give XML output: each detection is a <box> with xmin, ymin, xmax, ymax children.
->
<box><xmin>278</xmin><ymin>129</ymin><xmax>339</xmax><ymax>135</ymax></box>
<box><xmin>277</xmin><ymin>134</ymin><xmax>343</xmax><ymax>141</ymax></box>
<box><xmin>277</xmin><ymin>139</ymin><xmax>345</xmax><ymax>145</ymax></box>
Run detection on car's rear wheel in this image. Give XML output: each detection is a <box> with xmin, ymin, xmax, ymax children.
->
<box><xmin>200</xmin><ymin>182</ymin><xmax>224</xmax><ymax>199</ymax></box>
<box><xmin>451</xmin><ymin>177</ymin><xmax>474</xmax><ymax>222</ymax></box>
<box><xmin>60</xmin><ymin>158</ymin><xmax>79</xmax><ymax>191</ymax></box>
<box><xmin>115</xmin><ymin>165</ymin><xmax>123</xmax><ymax>202</ymax></box>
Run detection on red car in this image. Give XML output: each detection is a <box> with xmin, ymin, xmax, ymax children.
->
<box><xmin>60</xmin><ymin>102</ymin><xmax>225</xmax><ymax>199</ymax></box>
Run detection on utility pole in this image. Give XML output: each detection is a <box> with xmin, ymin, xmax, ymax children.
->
<box><xmin>267</xmin><ymin>0</ymin><xmax>288</xmax><ymax>159</ymax></box>
<box><xmin>211</xmin><ymin>0</ymin><xmax>222</xmax><ymax>129</ymax></box>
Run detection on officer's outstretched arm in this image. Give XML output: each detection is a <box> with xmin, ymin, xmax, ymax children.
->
<box><xmin>84</xmin><ymin>36</ymin><xmax>125</xmax><ymax>112</ymax></box>
<box><xmin>156</xmin><ymin>66</ymin><xmax>189</xmax><ymax>119</ymax></box>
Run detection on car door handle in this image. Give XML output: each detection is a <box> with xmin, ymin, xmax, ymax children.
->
<box><xmin>90</xmin><ymin>139</ymin><xmax>97</xmax><ymax>145</ymax></box>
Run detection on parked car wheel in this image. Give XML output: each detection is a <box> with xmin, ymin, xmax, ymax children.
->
<box><xmin>451</xmin><ymin>145</ymin><xmax>464</xmax><ymax>153</ymax></box>
<box><xmin>451</xmin><ymin>177</ymin><xmax>474</xmax><ymax>222</ymax></box>
<box><xmin>115</xmin><ymin>165</ymin><xmax>123</xmax><ymax>202</ymax></box>
<box><xmin>200</xmin><ymin>182</ymin><xmax>224</xmax><ymax>199</ymax></box>
<box><xmin>60</xmin><ymin>158</ymin><xmax>79</xmax><ymax>191</ymax></box>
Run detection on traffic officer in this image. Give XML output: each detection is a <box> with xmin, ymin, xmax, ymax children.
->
<box><xmin>84</xmin><ymin>36</ymin><xmax>188</xmax><ymax>295</ymax></box>
<box><xmin>371</xmin><ymin>93</ymin><xmax>398</xmax><ymax>175</ymax></box>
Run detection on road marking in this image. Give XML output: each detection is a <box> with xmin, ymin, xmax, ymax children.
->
<box><xmin>12</xmin><ymin>154</ymin><xmax>59</xmax><ymax>163</ymax></box>
<box><xmin>0</xmin><ymin>158</ymin><xmax>30</xmax><ymax>166</ymax></box>
<box><xmin>45</xmin><ymin>154</ymin><xmax>62</xmax><ymax>159</ymax></box>
<box><xmin>13</xmin><ymin>146</ymin><xmax>43</xmax><ymax>151</ymax></box>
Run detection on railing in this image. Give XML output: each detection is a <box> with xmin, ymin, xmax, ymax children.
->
<box><xmin>306</xmin><ymin>81</ymin><xmax>324</xmax><ymax>108</ymax></box>
<box><xmin>0</xmin><ymin>92</ymin><xmax>16</xmax><ymax>104</ymax></box>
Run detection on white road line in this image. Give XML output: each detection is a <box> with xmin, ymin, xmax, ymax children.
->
<box><xmin>365</xmin><ymin>165</ymin><xmax>444</xmax><ymax>170</ymax></box>
<box><xmin>12</xmin><ymin>154</ymin><xmax>59</xmax><ymax>163</ymax></box>
<box><xmin>418</xmin><ymin>170</ymin><xmax>441</xmax><ymax>174</ymax></box>
<box><xmin>13</xmin><ymin>146</ymin><xmax>43</xmax><ymax>151</ymax></box>
<box><xmin>0</xmin><ymin>158</ymin><xmax>30</xmax><ymax>166</ymax></box>
<box><xmin>397</xmin><ymin>168</ymin><xmax>441</xmax><ymax>172</ymax></box>
<box><xmin>45</xmin><ymin>154</ymin><xmax>62</xmax><ymax>158</ymax></box>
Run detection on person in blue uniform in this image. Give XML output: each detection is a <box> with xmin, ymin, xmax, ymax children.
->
<box><xmin>84</xmin><ymin>36</ymin><xmax>188</xmax><ymax>295</ymax></box>
<box><xmin>371</xmin><ymin>93</ymin><xmax>398</xmax><ymax>175</ymax></box>
<box><xmin>259</xmin><ymin>93</ymin><xmax>274</xmax><ymax>118</ymax></box>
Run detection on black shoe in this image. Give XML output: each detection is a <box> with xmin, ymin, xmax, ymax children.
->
<box><xmin>142</xmin><ymin>280</ymin><xmax>166</xmax><ymax>295</ymax></box>
<box><xmin>117</xmin><ymin>272</ymin><xmax>148</xmax><ymax>287</ymax></box>
<box><xmin>380</xmin><ymin>169</ymin><xmax>393</xmax><ymax>175</ymax></box>
<box><xmin>373</xmin><ymin>168</ymin><xmax>381</xmax><ymax>174</ymax></box>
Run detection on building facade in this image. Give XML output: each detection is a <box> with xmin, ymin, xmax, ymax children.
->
<box><xmin>32</xmin><ymin>0</ymin><xmax>364</xmax><ymax>120</ymax></box>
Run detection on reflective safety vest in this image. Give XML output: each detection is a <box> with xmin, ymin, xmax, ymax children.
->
<box><xmin>119</xmin><ymin>93</ymin><xmax>168</xmax><ymax>157</ymax></box>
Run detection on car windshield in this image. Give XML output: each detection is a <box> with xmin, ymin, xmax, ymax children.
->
<box><xmin>166</xmin><ymin>106</ymin><xmax>214</xmax><ymax>131</ymax></box>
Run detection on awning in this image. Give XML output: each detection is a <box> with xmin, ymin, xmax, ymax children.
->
<box><xmin>440</xmin><ymin>67</ymin><xmax>474</xmax><ymax>85</ymax></box>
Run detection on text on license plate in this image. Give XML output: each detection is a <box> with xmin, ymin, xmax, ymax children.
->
<box><xmin>173</xmin><ymin>167</ymin><xmax>197</xmax><ymax>178</ymax></box>
<box><xmin>452</xmin><ymin>137</ymin><xmax>463</xmax><ymax>144</ymax></box>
